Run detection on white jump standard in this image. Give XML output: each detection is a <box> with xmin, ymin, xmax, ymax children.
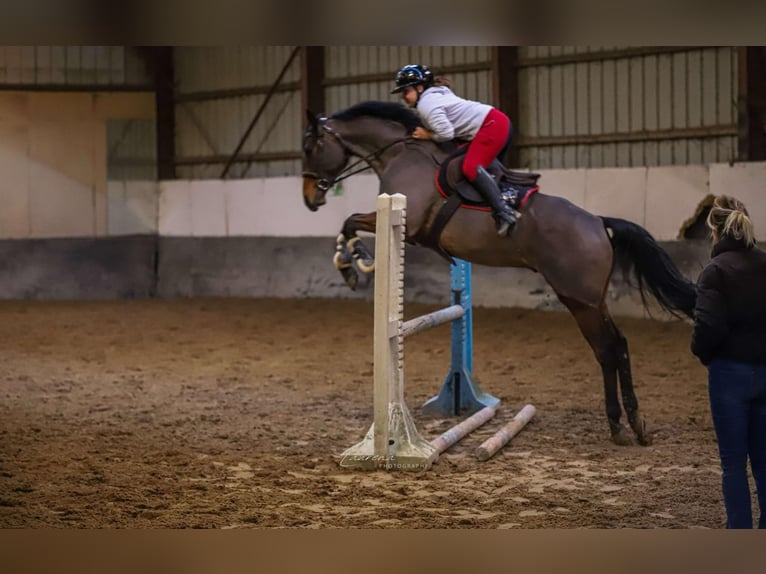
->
<box><xmin>339</xmin><ymin>193</ymin><xmax>498</xmax><ymax>471</ymax></box>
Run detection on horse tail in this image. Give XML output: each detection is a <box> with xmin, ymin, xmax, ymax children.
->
<box><xmin>601</xmin><ymin>216</ymin><xmax>697</xmax><ymax>318</ymax></box>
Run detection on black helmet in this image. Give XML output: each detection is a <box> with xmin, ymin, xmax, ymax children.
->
<box><xmin>391</xmin><ymin>64</ymin><xmax>434</xmax><ymax>94</ymax></box>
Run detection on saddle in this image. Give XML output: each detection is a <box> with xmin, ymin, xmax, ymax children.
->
<box><xmin>422</xmin><ymin>145</ymin><xmax>541</xmax><ymax>262</ymax></box>
<box><xmin>437</xmin><ymin>147</ymin><xmax>541</xmax><ymax>208</ymax></box>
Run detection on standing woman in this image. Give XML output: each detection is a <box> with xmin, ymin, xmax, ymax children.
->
<box><xmin>691</xmin><ymin>195</ymin><xmax>766</xmax><ymax>528</ymax></box>
<box><xmin>391</xmin><ymin>64</ymin><xmax>518</xmax><ymax>236</ymax></box>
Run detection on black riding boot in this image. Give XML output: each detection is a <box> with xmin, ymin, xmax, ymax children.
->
<box><xmin>472</xmin><ymin>166</ymin><xmax>518</xmax><ymax>236</ymax></box>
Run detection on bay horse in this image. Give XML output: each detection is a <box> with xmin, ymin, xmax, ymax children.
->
<box><xmin>301</xmin><ymin>101</ymin><xmax>697</xmax><ymax>447</ymax></box>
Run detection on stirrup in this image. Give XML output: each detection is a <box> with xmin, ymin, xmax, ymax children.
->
<box><xmin>494</xmin><ymin>211</ymin><xmax>517</xmax><ymax>237</ymax></box>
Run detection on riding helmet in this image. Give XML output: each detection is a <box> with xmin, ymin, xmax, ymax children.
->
<box><xmin>391</xmin><ymin>64</ymin><xmax>434</xmax><ymax>94</ymax></box>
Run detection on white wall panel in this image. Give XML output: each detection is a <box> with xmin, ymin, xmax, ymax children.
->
<box><xmin>645</xmin><ymin>166</ymin><xmax>709</xmax><ymax>241</ymax></box>
<box><xmin>190</xmin><ymin>180</ymin><xmax>228</xmax><ymax>237</ymax></box>
<box><xmin>107</xmin><ymin>180</ymin><xmax>158</xmax><ymax>235</ymax></box>
<box><xmin>158</xmin><ymin>180</ymin><xmax>192</xmax><ymax>236</ymax></box>
<box><xmin>28</xmin><ymin>120</ymin><xmax>96</xmax><ymax>238</ymax></box>
<box><xmin>584</xmin><ymin>168</ymin><xmax>647</xmax><ymax>225</ymax></box>
<box><xmin>0</xmin><ymin>125</ymin><xmax>30</xmax><ymax>238</ymax></box>
<box><xmin>0</xmin><ymin>91</ymin><xmax>155</xmax><ymax>239</ymax></box>
<box><xmin>155</xmin><ymin>162</ymin><xmax>766</xmax><ymax>240</ymax></box>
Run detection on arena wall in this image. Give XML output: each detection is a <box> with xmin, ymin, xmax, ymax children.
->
<box><xmin>2</xmin><ymin>159</ymin><xmax>764</xmax><ymax>317</ymax></box>
<box><xmin>155</xmin><ymin>161</ymin><xmax>761</xmax><ymax>318</ymax></box>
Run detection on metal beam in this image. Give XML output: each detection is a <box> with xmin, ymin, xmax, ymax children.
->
<box><xmin>152</xmin><ymin>47</ymin><xmax>176</xmax><ymax>180</ymax></box>
<box><xmin>743</xmin><ymin>47</ymin><xmax>766</xmax><ymax>161</ymax></box>
<box><xmin>176</xmin><ymin>151</ymin><xmax>301</xmax><ymax>166</ymax></box>
<box><xmin>171</xmin><ymin>48</ymin><xmax>708</xmax><ymax>105</ymax></box>
<box><xmin>176</xmin><ymin>82</ymin><xmax>301</xmax><ymax>103</ymax></box>
<box><xmin>177</xmin><ymin>62</ymin><xmax>493</xmax><ymax>102</ymax></box>
<box><xmin>738</xmin><ymin>47</ymin><xmax>749</xmax><ymax>161</ymax></box>
<box><xmin>516</xmin><ymin>125</ymin><xmax>737</xmax><ymax>147</ymax></box>
<box><xmin>516</xmin><ymin>46</ymin><xmax>701</xmax><ymax>68</ymax></box>
<box><xmin>301</xmin><ymin>47</ymin><xmax>325</xmax><ymax>116</ymax></box>
<box><xmin>320</xmin><ymin>62</ymin><xmax>492</xmax><ymax>87</ymax></box>
<box><xmin>0</xmin><ymin>84</ymin><xmax>153</xmax><ymax>92</ymax></box>
<box><xmin>493</xmin><ymin>47</ymin><xmax>520</xmax><ymax>168</ymax></box>
<box><xmin>242</xmin><ymin>92</ymin><xmax>297</xmax><ymax>177</ymax></box>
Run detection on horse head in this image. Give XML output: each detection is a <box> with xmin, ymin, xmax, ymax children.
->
<box><xmin>301</xmin><ymin>110</ymin><xmax>350</xmax><ymax>211</ymax></box>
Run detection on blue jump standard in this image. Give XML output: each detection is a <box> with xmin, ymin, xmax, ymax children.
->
<box><xmin>421</xmin><ymin>259</ymin><xmax>500</xmax><ymax>417</ymax></box>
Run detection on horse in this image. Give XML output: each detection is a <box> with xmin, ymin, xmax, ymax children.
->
<box><xmin>301</xmin><ymin>100</ymin><xmax>697</xmax><ymax>447</ymax></box>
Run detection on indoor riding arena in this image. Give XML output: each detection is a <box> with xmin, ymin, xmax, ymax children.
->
<box><xmin>2</xmin><ymin>46</ymin><xmax>765</xmax><ymax>530</ymax></box>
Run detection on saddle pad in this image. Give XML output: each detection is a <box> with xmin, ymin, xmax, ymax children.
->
<box><xmin>436</xmin><ymin>147</ymin><xmax>541</xmax><ymax>211</ymax></box>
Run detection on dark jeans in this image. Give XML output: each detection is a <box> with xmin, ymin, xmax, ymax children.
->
<box><xmin>708</xmin><ymin>359</ymin><xmax>766</xmax><ymax>528</ymax></box>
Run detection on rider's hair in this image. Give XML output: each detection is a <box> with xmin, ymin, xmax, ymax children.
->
<box><xmin>432</xmin><ymin>76</ymin><xmax>451</xmax><ymax>88</ymax></box>
<box><xmin>706</xmin><ymin>195</ymin><xmax>756</xmax><ymax>246</ymax></box>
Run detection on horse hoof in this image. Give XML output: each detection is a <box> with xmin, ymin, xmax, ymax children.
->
<box><xmin>630</xmin><ymin>412</ymin><xmax>651</xmax><ymax>446</ymax></box>
<box><xmin>340</xmin><ymin>267</ymin><xmax>358</xmax><ymax>290</ymax></box>
<box><xmin>348</xmin><ymin>237</ymin><xmax>375</xmax><ymax>273</ymax></box>
<box><xmin>611</xmin><ymin>427</ymin><xmax>634</xmax><ymax>446</ymax></box>
<box><xmin>635</xmin><ymin>424</ymin><xmax>652</xmax><ymax>446</ymax></box>
<box><xmin>333</xmin><ymin>250</ymin><xmax>353</xmax><ymax>271</ymax></box>
<box><xmin>637</xmin><ymin>434</ymin><xmax>652</xmax><ymax>447</ymax></box>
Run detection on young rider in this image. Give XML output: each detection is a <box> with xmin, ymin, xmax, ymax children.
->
<box><xmin>392</xmin><ymin>64</ymin><xmax>517</xmax><ymax>236</ymax></box>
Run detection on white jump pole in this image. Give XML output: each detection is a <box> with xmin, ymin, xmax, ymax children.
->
<box><xmin>429</xmin><ymin>405</ymin><xmax>497</xmax><ymax>463</ymax></box>
<box><xmin>475</xmin><ymin>404</ymin><xmax>537</xmax><ymax>462</ymax></box>
<box><xmin>401</xmin><ymin>304</ymin><xmax>465</xmax><ymax>339</ymax></box>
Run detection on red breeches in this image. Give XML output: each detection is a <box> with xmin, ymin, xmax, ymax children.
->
<box><xmin>461</xmin><ymin>108</ymin><xmax>511</xmax><ymax>181</ymax></box>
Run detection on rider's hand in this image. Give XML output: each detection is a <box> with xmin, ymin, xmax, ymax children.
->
<box><xmin>412</xmin><ymin>127</ymin><xmax>432</xmax><ymax>140</ymax></box>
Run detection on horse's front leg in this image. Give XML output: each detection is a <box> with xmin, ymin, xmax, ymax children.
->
<box><xmin>333</xmin><ymin>212</ymin><xmax>377</xmax><ymax>290</ymax></box>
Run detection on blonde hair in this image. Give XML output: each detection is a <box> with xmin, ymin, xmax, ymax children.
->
<box><xmin>706</xmin><ymin>195</ymin><xmax>756</xmax><ymax>246</ymax></box>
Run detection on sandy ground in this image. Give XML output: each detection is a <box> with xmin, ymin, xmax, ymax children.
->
<box><xmin>0</xmin><ymin>298</ymin><xmax>734</xmax><ymax>528</ymax></box>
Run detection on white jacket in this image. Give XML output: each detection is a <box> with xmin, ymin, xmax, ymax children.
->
<box><xmin>415</xmin><ymin>86</ymin><xmax>493</xmax><ymax>142</ymax></box>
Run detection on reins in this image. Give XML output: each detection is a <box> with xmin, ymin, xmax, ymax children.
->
<box><xmin>302</xmin><ymin>121</ymin><xmax>411</xmax><ymax>191</ymax></box>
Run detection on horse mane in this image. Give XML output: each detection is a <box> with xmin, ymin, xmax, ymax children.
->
<box><xmin>330</xmin><ymin>101</ymin><xmax>423</xmax><ymax>133</ymax></box>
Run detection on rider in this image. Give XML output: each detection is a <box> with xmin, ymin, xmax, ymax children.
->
<box><xmin>392</xmin><ymin>64</ymin><xmax>518</xmax><ymax>236</ymax></box>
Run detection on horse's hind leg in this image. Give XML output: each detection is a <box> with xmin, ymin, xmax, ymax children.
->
<box><xmin>558</xmin><ymin>296</ymin><xmax>635</xmax><ymax>446</ymax></box>
<box><xmin>611</xmin><ymin>324</ymin><xmax>651</xmax><ymax>445</ymax></box>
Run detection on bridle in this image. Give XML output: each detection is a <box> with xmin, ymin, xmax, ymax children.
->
<box><xmin>302</xmin><ymin>120</ymin><xmax>410</xmax><ymax>193</ymax></box>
